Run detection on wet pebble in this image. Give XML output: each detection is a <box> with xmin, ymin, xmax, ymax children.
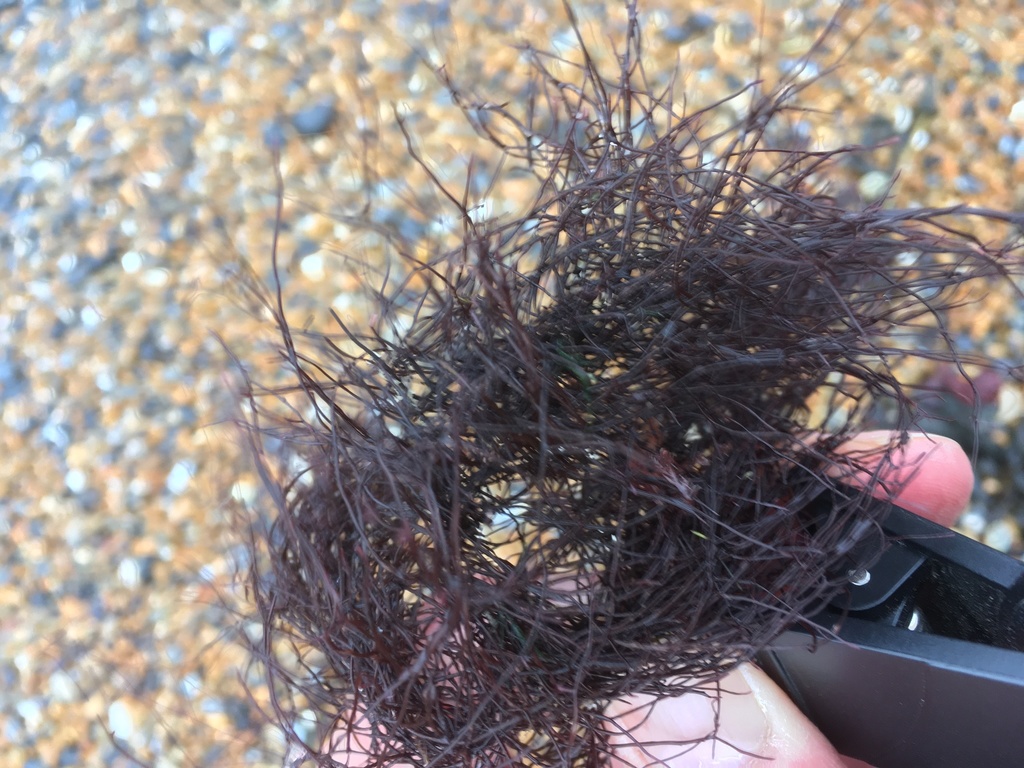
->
<box><xmin>0</xmin><ymin>353</ymin><xmax>28</xmax><ymax>402</ymax></box>
<box><xmin>997</xmin><ymin>134</ymin><xmax>1024</xmax><ymax>160</ymax></box>
<box><xmin>48</xmin><ymin>669</ymin><xmax>77</xmax><ymax>703</ymax></box>
<box><xmin>207</xmin><ymin>25</ymin><xmax>236</xmax><ymax>57</ymax></box>
<box><xmin>292</xmin><ymin>99</ymin><xmax>338</xmax><ymax>136</ymax></box>
<box><xmin>984</xmin><ymin>518</ymin><xmax>1022</xmax><ymax>553</ymax></box>
<box><xmin>954</xmin><ymin>174</ymin><xmax>984</xmax><ymax>194</ymax></box>
<box><xmin>661</xmin><ymin>12</ymin><xmax>716</xmax><ymax>44</ymax></box>
<box><xmin>107</xmin><ymin>699</ymin><xmax>134</xmax><ymax>740</ymax></box>
<box><xmin>857</xmin><ymin>170</ymin><xmax>892</xmax><ymax>201</ymax></box>
<box><xmin>728</xmin><ymin>12</ymin><xmax>755</xmax><ymax>44</ymax></box>
<box><xmin>262</xmin><ymin>119</ymin><xmax>287</xmax><ymax>151</ymax></box>
<box><xmin>16</xmin><ymin>698</ymin><xmax>43</xmax><ymax>733</ymax></box>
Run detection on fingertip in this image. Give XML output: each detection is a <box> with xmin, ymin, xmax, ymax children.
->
<box><xmin>838</xmin><ymin>431</ymin><xmax>974</xmax><ymax>528</ymax></box>
<box><xmin>606</xmin><ymin>666</ymin><xmax>848</xmax><ymax>767</ymax></box>
<box><xmin>875</xmin><ymin>433</ymin><xmax>973</xmax><ymax>527</ymax></box>
<box><xmin>735</xmin><ymin>664</ymin><xmax>847</xmax><ymax>767</ymax></box>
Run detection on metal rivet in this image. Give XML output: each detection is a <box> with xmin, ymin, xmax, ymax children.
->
<box><xmin>848</xmin><ymin>568</ymin><xmax>871</xmax><ymax>587</ymax></box>
<box><xmin>907</xmin><ymin>609</ymin><xmax>922</xmax><ymax>631</ymax></box>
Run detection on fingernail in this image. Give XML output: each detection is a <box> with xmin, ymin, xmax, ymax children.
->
<box><xmin>666</xmin><ymin>672</ymin><xmax>769</xmax><ymax>754</ymax></box>
<box><xmin>605</xmin><ymin>669</ymin><xmax>770</xmax><ymax>766</ymax></box>
<box><xmin>716</xmin><ymin>666</ymin><xmax>771</xmax><ymax>757</ymax></box>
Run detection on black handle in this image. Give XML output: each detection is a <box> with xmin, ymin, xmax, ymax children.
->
<box><xmin>757</xmin><ymin>500</ymin><xmax>1024</xmax><ymax>767</ymax></box>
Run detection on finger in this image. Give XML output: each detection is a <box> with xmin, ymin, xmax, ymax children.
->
<box><xmin>604</xmin><ymin>432</ymin><xmax>974</xmax><ymax>766</ymax></box>
<box><xmin>734</xmin><ymin>664</ymin><xmax>848</xmax><ymax>768</ymax></box>
<box><xmin>835</xmin><ymin>430</ymin><xmax>973</xmax><ymax>527</ymax></box>
<box><xmin>606</xmin><ymin>664</ymin><xmax>846</xmax><ymax>767</ymax></box>
<box><xmin>324</xmin><ymin>710</ymin><xmax>413</xmax><ymax>767</ymax></box>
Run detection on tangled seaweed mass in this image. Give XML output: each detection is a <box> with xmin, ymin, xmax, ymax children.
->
<box><xmin>237</xmin><ymin>6</ymin><xmax>1023</xmax><ymax>767</ymax></box>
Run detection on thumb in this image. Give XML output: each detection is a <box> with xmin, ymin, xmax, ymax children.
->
<box><xmin>729</xmin><ymin>664</ymin><xmax>848</xmax><ymax>767</ymax></box>
<box><xmin>607</xmin><ymin>663</ymin><xmax>846</xmax><ymax>767</ymax></box>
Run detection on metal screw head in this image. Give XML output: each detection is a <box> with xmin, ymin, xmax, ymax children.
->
<box><xmin>848</xmin><ymin>568</ymin><xmax>871</xmax><ymax>587</ymax></box>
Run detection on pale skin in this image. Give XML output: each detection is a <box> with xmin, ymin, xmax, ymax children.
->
<box><xmin>326</xmin><ymin>431</ymin><xmax>974</xmax><ymax>767</ymax></box>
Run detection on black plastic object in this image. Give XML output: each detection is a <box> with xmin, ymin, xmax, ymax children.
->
<box><xmin>757</xmin><ymin>496</ymin><xmax>1024</xmax><ymax>768</ymax></box>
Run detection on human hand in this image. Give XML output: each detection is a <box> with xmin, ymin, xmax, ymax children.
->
<box><xmin>322</xmin><ymin>431</ymin><xmax>973</xmax><ymax>767</ymax></box>
<box><xmin>604</xmin><ymin>431</ymin><xmax>974</xmax><ymax>767</ymax></box>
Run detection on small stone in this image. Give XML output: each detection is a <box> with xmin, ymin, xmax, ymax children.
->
<box><xmin>292</xmin><ymin>708</ymin><xmax>318</xmax><ymax>745</ymax></box>
<box><xmin>30</xmin><ymin>157</ymin><xmax>67</xmax><ymax>186</ymax></box>
<box><xmin>861</xmin><ymin>114</ymin><xmax>897</xmax><ymax>148</ymax></box>
<box><xmin>143</xmin><ymin>268</ymin><xmax>170</xmax><ymax>288</ymax></box>
<box><xmin>728</xmin><ymin>12</ymin><xmax>755</xmax><ymax>44</ymax></box>
<box><xmin>262</xmin><ymin>120</ymin><xmax>287</xmax><ymax>151</ymax></box>
<box><xmin>954</xmin><ymin>174</ymin><xmax>983</xmax><ymax>194</ymax></box>
<box><xmin>857</xmin><ymin>171</ymin><xmax>892</xmax><ymax>201</ymax></box>
<box><xmin>893</xmin><ymin>104</ymin><xmax>913</xmax><ymax>133</ymax></box>
<box><xmin>107</xmin><ymin>699</ymin><xmax>134</xmax><ymax>739</ymax></box>
<box><xmin>41</xmin><ymin>420</ymin><xmax>69</xmax><ymax>450</ymax></box>
<box><xmin>165</xmin><ymin>460</ymin><xmax>194</xmax><ymax>495</ymax></box>
<box><xmin>0</xmin><ymin>177</ymin><xmax>28</xmax><ymax>210</ymax></box>
<box><xmin>48</xmin><ymin>98</ymin><xmax>79</xmax><ymax>129</ymax></box>
<box><xmin>983</xmin><ymin>518</ymin><xmax>1020</xmax><ymax>553</ymax></box>
<box><xmin>180</xmin><ymin>672</ymin><xmax>202</xmax><ymax>699</ymax></box>
<box><xmin>973</xmin><ymin>51</ymin><xmax>1001</xmax><ymax>77</ymax></box>
<box><xmin>958</xmin><ymin>509</ymin><xmax>986</xmax><ymax>536</ymax></box>
<box><xmin>166</xmin><ymin>48</ymin><xmax>195</xmax><ymax>71</ymax></box>
<box><xmin>981</xmin><ymin>475</ymin><xmax>1003</xmax><ymax>495</ymax></box>
<box><xmin>0</xmin><ymin>354</ymin><xmax>28</xmax><ymax>403</ymax></box>
<box><xmin>207</xmin><ymin>25</ymin><xmax>235</xmax><ymax>56</ymax></box>
<box><xmin>118</xmin><ymin>557</ymin><xmax>141</xmax><ymax>588</ymax></box>
<box><xmin>300</xmin><ymin>253</ymin><xmax>325</xmax><ymax>281</ymax></box>
<box><xmin>909</xmin><ymin>129</ymin><xmax>930</xmax><ymax>151</ymax></box>
<box><xmin>16</xmin><ymin>698</ymin><xmax>43</xmax><ymax>732</ymax></box>
<box><xmin>292</xmin><ymin>100</ymin><xmax>337</xmax><ymax>136</ymax></box>
<box><xmin>270</xmin><ymin>20</ymin><xmax>303</xmax><ymax>43</ymax></box>
<box><xmin>65</xmin><ymin>468</ymin><xmax>87</xmax><ymax>494</ymax></box>
<box><xmin>121</xmin><ymin>251</ymin><xmax>143</xmax><ymax>274</ymax></box>
<box><xmin>1008</xmin><ymin>100</ymin><xmax>1024</xmax><ymax>125</ymax></box>
<box><xmin>230</xmin><ymin>479</ymin><xmax>256</xmax><ymax>506</ymax></box>
<box><xmin>48</xmin><ymin>669</ymin><xmax>77</xmax><ymax>702</ymax></box>
<box><xmin>3</xmin><ymin>718</ymin><xmax>24</xmax><ymax>747</ymax></box>
<box><xmin>661</xmin><ymin>12</ymin><xmax>716</xmax><ymax>44</ymax></box>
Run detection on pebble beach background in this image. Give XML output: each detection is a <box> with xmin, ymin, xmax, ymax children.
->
<box><xmin>1</xmin><ymin>0</ymin><xmax>1022</xmax><ymax>765</ymax></box>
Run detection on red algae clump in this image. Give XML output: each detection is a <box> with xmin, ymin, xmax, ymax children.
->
<box><xmin>234</xmin><ymin>5</ymin><xmax>1023</xmax><ymax>766</ymax></box>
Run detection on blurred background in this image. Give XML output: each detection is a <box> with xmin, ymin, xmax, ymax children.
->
<box><xmin>1</xmin><ymin>0</ymin><xmax>1022</xmax><ymax>764</ymax></box>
